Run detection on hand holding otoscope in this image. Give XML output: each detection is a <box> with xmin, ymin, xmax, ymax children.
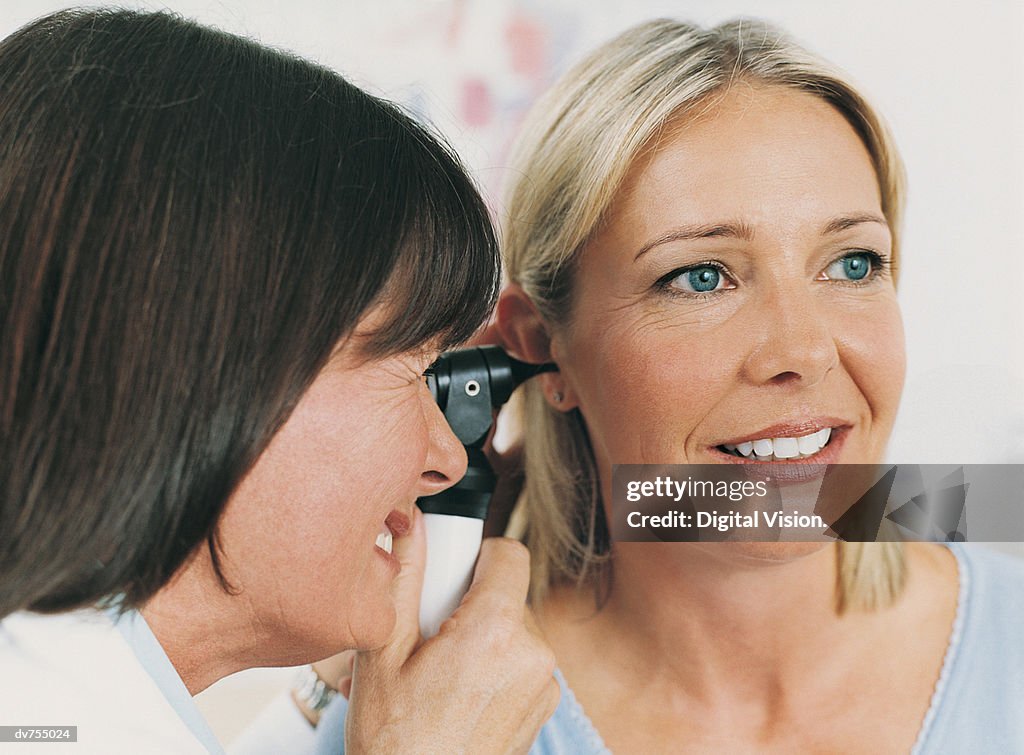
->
<box><xmin>417</xmin><ymin>345</ymin><xmax>556</xmax><ymax>637</ymax></box>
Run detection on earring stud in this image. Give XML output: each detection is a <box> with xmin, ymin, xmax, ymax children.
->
<box><xmin>553</xmin><ymin>391</ymin><xmax>564</xmax><ymax>403</ymax></box>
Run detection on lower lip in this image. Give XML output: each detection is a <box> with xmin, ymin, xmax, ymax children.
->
<box><xmin>374</xmin><ymin>543</ymin><xmax>401</xmax><ymax>575</ymax></box>
<box><xmin>708</xmin><ymin>427</ymin><xmax>849</xmax><ymax>484</ymax></box>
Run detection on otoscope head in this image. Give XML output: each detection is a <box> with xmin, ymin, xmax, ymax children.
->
<box><xmin>424</xmin><ymin>345</ymin><xmax>556</xmax><ymax>448</ymax></box>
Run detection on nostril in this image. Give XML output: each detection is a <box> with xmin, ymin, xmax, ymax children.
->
<box><xmin>422</xmin><ymin>470</ymin><xmax>449</xmax><ymax>484</ymax></box>
<box><xmin>770</xmin><ymin>370</ymin><xmax>802</xmax><ymax>385</ymax></box>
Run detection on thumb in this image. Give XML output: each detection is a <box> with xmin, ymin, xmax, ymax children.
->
<box><xmin>364</xmin><ymin>506</ymin><xmax>426</xmax><ymax>668</ymax></box>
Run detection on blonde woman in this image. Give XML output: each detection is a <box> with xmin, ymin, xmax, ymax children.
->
<box><xmin>297</xmin><ymin>17</ymin><xmax>1023</xmax><ymax>754</ymax></box>
<box><xmin>490</xmin><ymin>17</ymin><xmax>1024</xmax><ymax>754</ymax></box>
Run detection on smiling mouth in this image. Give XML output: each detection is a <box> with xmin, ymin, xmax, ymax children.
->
<box><xmin>717</xmin><ymin>427</ymin><xmax>833</xmax><ymax>461</ymax></box>
<box><xmin>374</xmin><ymin>527</ymin><xmax>394</xmax><ymax>554</ymax></box>
<box><xmin>374</xmin><ymin>510</ymin><xmax>412</xmax><ymax>556</ymax></box>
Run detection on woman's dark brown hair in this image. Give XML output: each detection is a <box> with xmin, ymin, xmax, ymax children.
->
<box><xmin>0</xmin><ymin>8</ymin><xmax>499</xmax><ymax>619</ymax></box>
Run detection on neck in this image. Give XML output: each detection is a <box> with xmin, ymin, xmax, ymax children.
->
<box><xmin>556</xmin><ymin>543</ymin><xmax>871</xmax><ymax>704</ymax></box>
<box><xmin>140</xmin><ymin>554</ymin><xmax>265</xmax><ymax>696</ymax></box>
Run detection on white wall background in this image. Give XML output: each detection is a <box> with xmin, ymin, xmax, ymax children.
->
<box><xmin>4</xmin><ymin>0</ymin><xmax>1022</xmax><ymax>744</ymax></box>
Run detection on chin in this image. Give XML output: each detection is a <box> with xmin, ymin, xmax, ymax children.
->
<box><xmin>699</xmin><ymin>541</ymin><xmax>831</xmax><ymax>565</ymax></box>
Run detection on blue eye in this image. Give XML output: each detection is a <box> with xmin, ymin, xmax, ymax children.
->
<box><xmin>669</xmin><ymin>264</ymin><xmax>728</xmax><ymax>293</ymax></box>
<box><xmin>826</xmin><ymin>252</ymin><xmax>874</xmax><ymax>281</ymax></box>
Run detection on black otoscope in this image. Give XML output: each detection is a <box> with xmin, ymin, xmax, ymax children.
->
<box><xmin>416</xmin><ymin>345</ymin><xmax>556</xmax><ymax>636</ymax></box>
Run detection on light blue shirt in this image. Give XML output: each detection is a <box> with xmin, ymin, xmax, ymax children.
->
<box><xmin>110</xmin><ymin>607</ymin><xmax>226</xmax><ymax>754</ymax></box>
<box><xmin>910</xmin><ymin>544</ymin><xmax>1024</xmax><ymax>753</ymax></box>
<box><xmin>313</xmin><ymin>544</ymin><xmax>1024</xmax><ymax>753</ymax></box>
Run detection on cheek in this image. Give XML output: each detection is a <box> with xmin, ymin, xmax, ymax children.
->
<box><xmin>213</xmin><ymin>385</ymin><xmax>429</xmax><ymax>642</ymax></box>
<box><xmin>216</xmin><ymin>439</ymin><xmax>364</xmax><ymax>590</ymax></box>
<box><xmin>833</xmin><ymin>295</ymin><xmax>906</xmax><ymax>418</ymax></box>
<box><xmin>567</xmin><ymin>303</ymin><xmax>746</xmax><ymax>460</ymax></box>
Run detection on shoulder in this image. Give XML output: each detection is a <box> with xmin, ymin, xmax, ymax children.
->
<box><xmin>1</xmin><ymin>609</ymin><xmax>124</xmax><ymax>688</ymax></box>
<box><xmin>956</xmin><ymin>542</ymin><xmax>1024</xmax><ymax>582</ymax></box>
<box><xmin>954</xmin><ymin>544</ymin><xmax>1024</xmax><ymax>633</ymax></box>
<box><xmin>0</xmin><ymin>610</ymin><xmax>206</xmax><ymax>753</ymax></box>
<box><xmin>914</xmin><ymin>545</ymin><xmax>1024</xmax><ymax>753</ymax></box>
<box><xmin>949</xmin><ymin>544</ymin><xmax>1024</xmax><ymax>674</ymax></box>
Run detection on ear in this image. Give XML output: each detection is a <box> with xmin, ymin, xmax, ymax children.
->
<box><xmin>496</xmin><ymin>282</ymin><xmax>550</xmax><ymax>363</ymax></box>
<box><xmin>496</xmin><ymin>283</ymin><xmax>578</xmax><ymax>411</ymax></box>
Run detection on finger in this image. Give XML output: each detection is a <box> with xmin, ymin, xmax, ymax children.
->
<box><xmin>495</xmin><ymin>675</ymin><xmax>562</xmax><ymax>755</ymax></box>
<box><xmin>520</xmin><ymin>661</ymin><xmax>563</xmax><ymax>738</ymax></box>
<box><xmin>531</xmin><ymin>678</ymin><xmax>562</xmax><ymax>733</ymax></box>
<box><xmin>482</xmin><ymin>467</ymin><xmax>524</xmax><ymax>538</ymax></box>
<box><xmin>462</xmin><ymin>537</ymin><xmax>531</xmax><ymax>614</ymax></box>
<box><xmin>363</xmin><ymin>506</ymin><xmax>427</xmax><ymax>667</ymax></box>
<box><xmin>522</xmin><ymin>604</ymin><xmax>544</xmax><ymax>639</ymax></box>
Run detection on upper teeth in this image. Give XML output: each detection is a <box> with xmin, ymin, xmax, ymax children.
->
<box><xmin>375</xmin><ymin>530</ymin><xmax>393</xmax><ymax>554</ymax></box>
<box><xmin>724</xmin><ymin>428</ymin><xmax>832</xmax><ymax>460</ymax></box>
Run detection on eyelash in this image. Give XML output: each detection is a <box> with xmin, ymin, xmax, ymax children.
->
<box><xmin>654</xmin><ymin>260</ymin><xmax>734</xmax><ymax>300</ymax></box>
<box><xmin>823</xmin><ymin>250</ymin><xmax>893</xmax><ymax>286</ymax></box>
<box><xmin>653</xmin><ymin>250</ymin><xmax>893</xmax><ymax>299</ymax></box>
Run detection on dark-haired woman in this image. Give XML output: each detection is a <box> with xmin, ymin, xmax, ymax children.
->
<box><xmin>0</xmin><ymin>9</ymin><xmax>557</xmax><ymax>753</ymax></box>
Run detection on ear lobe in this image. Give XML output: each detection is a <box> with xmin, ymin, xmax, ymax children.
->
<box><xmin>496</xmin><ymin>283</ymin><xmax>579</xmax><ymax>411</ymax></box>
<box><xmin>496</xmin><ymin>283</ymin><xmax>552</xmax><ymax>363</ymax></box>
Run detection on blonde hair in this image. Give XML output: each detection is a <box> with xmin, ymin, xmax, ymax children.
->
<box><xmin>502</xmin><ymin>18</ymin><xmax>907</xmax><ymax>613</ymax></box>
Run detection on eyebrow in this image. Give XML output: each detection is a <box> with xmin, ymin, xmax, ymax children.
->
<box><xmin>632</xmin><ymin>213</ymin><xmax>889</xmax><ymax>261</ymax></box>
<box><xmin>820</xmin><ymin>213</ymin><xmax>889</xmax><ymax>235</ymax></box>
<box><xmin>633</xmin><ymin>222</ymin><xmax>754</xmax><ymax>261</ymax></box>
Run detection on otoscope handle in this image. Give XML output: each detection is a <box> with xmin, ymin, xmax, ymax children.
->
<box><xmin>419</xmin><ymin>513</ymin><xmax>484</xmax><ymax>637</ymax></box>
<box><xmin>417</xmin><ymin>447</ymin><xmax>495</xmax><ymax>636</ymax></box>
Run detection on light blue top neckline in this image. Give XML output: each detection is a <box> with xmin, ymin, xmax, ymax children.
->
<box><xmin>108</xmin><ymin>606</ymin><xmax>225</xmax><ymax>754</ymax></box>
<box><xmin>909</xmin><ymin>543</ymin><xmax>969</xmax><ymax>752</ymax></box>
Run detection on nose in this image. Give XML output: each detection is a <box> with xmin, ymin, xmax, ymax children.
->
<box><xmin>416</xmin><ymin>385</ymin><xmax>468</xmax><ymax>497</ymax></box>
<box><xmin>741</xmin><ymin>283</ymin><xmax>839</xmax><ymax>388</ymax></box>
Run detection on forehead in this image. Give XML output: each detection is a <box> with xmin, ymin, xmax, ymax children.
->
<box><xmin>606</xmin><ymin>83</ymin><xmax>882</xmax><ymax>236</ymax></box>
